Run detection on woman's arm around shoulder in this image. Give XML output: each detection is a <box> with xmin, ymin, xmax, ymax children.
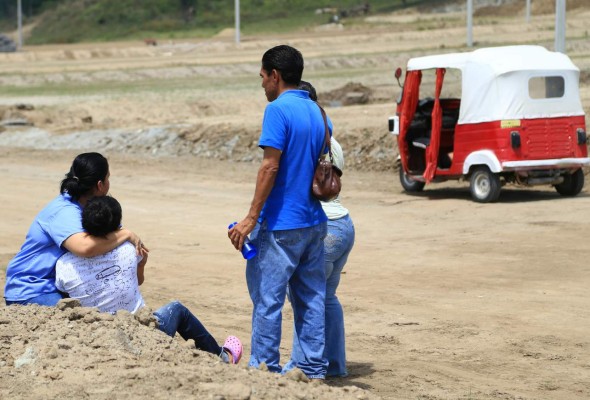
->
<box><xmin>62</xmin><ymin>228</ymin><xmax>146</xmax><ymax>258</ymax></box>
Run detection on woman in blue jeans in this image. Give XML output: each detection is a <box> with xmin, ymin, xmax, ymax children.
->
<box><xmin>286</xmin><ymin>82</ymin><xmax>355</xmax><ymax>377</ymax></box>
<box><xmin>284</xmin><ymin>132</ymin><xmax>355</xmax><ymax>376</ymax></box>
<box><xmin>313</xmin><ymin>137</ymin><xmax>356</xmax><ymax>377</ymax></box>
<box><xmin>322</xmin><ymin>189</ymin><xmax>355</xmax><ymax>375</ymax></box>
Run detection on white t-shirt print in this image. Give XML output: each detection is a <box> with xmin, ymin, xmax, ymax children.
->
<box><xmin>56</xmin><ymin>242</ymin><xmax>145</xmax><ymax>314</ymax></box>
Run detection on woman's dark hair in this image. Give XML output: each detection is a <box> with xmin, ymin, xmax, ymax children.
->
<box><xmin>82</xmin><ymin>196</ymin><xmax>122</xmax><ymax>237</ymax></box>
<box><xmin>261</xmin><ymin>45</ymin><xmax>304</xmax><ymax>86</ymax></box>
<box><xmin>298</xmin><ymin>80</ymin><xmax>318</xmax><ymax>102</ymax></box>
<box><xmin>60</xmin><ymin>152</ymin><xmax>109</xmax><ymax>200</ymax></box>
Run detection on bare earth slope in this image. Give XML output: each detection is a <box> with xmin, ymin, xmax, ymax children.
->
<box><xmin>1</xmin><ymin>299</ymin><xmax>377</xmax><ymax>400</ymax></box>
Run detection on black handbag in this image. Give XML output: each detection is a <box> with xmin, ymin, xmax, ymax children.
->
<box><xmin>311</xmin><ymin>106</ymin><xmax>342</xmax><ymax>202</ymax></box>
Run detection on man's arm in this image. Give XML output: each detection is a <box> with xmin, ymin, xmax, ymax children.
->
<box><xmin>228</xmin><ymin>146</ymin><xmax>281</xmax><ymax>251</ymax></box>
<box><xmin>63</xmin><ymin>228</ymin><xmax>146</xmax><ymax>258</ymax></box>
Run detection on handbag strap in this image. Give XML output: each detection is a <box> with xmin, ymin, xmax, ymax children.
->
<box><xmin>317</xmin><ymin>105</ymin><xmax>334</xmax><ymax>164</ymax></box>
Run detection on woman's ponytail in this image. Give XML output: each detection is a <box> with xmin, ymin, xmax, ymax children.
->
<box><xmin>60</xmin><ymin>153</ymin><xmax>109</xmax><ymax>201</ymax></box>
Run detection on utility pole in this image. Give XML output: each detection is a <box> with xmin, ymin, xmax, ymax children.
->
<box><xmin>466</xmin><ymin>0</ymin><xmax>473</xmax><ymax>47</ymax></box>
<box><xmin>554</xmin><ymin>0</ymin><xmax>566</xmax><ymax>53</ymax></box>
<box><xmin>525</xmin><ymin>0</ymin><xmax>531</xmax><ymax>23</ymax></box>
<box><xmin>235</xmin><ymin>0</ymin><xmax>240</xmax><ymax>45</ymax></box>
<box><xmin>17</xmin><ymin>0</ymin><xmax>23</xmax><ymax>50</ymax></box>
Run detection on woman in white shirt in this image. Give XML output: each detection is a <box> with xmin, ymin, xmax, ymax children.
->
<box><xmin>288</xmin><ymin>81</ymin><xmax>355</xmax><ymax>377</ymax></box>
<box><xmin>320</xmin><ymin>136</ymin><xmax>355</xmax><ymax>377</ymax></box>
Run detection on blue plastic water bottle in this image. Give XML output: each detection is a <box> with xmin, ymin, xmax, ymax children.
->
<box><xmin>228</xmin><ymin>222</ymin><xmax>257</xmax><ymax>260</ymax></box>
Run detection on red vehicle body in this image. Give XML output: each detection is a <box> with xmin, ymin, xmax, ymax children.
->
<box><xmin>389</xmin><ymin>45</ymin><xmax>589</xmax><ymax>202</ymax></box>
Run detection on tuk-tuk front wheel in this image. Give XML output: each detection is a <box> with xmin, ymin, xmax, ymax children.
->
<box><xmin>399</xmin><ymin>168</ymin><xmax>425</xmax><ymax>192</ymax></box>
<box><xmin>554</xmin><ymin>169</ymin><xmax>584</xmax><ymax>196</ymax></box>
<box><xmin>470</xmin><ymin>166</ymin><xmax>501</xmax><ymax>203</ymax></box>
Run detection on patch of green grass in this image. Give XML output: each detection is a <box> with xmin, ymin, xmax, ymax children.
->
<box><xmin>0</xmin><ymin>72</ymin><xmax>257</xmax><ymax>97</ymax></box>
<box><xmin>15</xmin><ymin>0</ymin><xmax>442</xmax><ymax>44</ymax></box>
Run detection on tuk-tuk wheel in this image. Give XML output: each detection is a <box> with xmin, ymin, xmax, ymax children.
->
<box><xmin>469</xmin><ymin>166</ymin><xmax>501</xmax><ymax>203</ymax></box>
<box><xmin>554</xmin><ymin>169</ymin><xmax>584</xmax><ymax>196</ymax></box>
<box><xmin>399</xmin><ymin>167</ymin><xmax>425</xmax><ymax>192</ymax></box>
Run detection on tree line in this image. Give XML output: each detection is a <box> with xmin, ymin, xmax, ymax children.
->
<box><xmin>0</xmin><ymin>0</ymin><xmax>199</xmax><ymax>20</ymax></box>
<box><xmin>0</xmin><ymin>0</ymin><xmax>60</xmax><ymax>19</ymax></box>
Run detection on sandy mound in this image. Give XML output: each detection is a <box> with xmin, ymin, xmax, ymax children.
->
<box><xmin>318</xmin><ymin>82</ymin><xmax>374</xmax><ymax>107</ymax></box>
<box><xmin>215</xmin><ymin>28</ymin><xmax>237</xmax><ymax>38</ymax></box>
<box><xmin>0</xmin><ymin>300</ymin><xmax>379</xmax><ymax>400</ymax></box>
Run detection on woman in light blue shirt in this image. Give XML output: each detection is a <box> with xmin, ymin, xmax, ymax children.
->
<box><xmin>4</xmin><ymin>152</ymin><xmax>144</xmax><ymax>306</ymax></box>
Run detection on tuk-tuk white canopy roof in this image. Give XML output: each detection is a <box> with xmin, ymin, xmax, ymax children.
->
<box><xmin>407</xmin><ymin>45</ymin><xmax>584</xmax><ymax>124</ymax></box>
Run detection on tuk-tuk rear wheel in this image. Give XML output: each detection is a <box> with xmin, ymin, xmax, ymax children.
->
<box><xmin>399</xmin><ymin>167</ymin><xmax>425</xmax><ymax>192</ymax></box>
<box><xmin>470</xmin><ymin>166</ymin><xmax>501</xmax><ymax>203</ymax></box>
<box><xmin>554</xmin><ymin>169</ymin><xmax>584</xmax><ymax>196</ymax></box>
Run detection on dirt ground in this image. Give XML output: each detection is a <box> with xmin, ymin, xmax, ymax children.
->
<box><xmin>1</xmin><ymin>2</ymin><xmax>590</xmax><ymax>399</ymax></box>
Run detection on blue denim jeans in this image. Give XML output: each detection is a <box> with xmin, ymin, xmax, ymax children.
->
<box><xmin>286</xmin><ymin>214</ymin><xmax>355</xmax><ymax>377</ymax></box>
<box><xmin>246</xmin><ymin>221</ymin><xmax>328</xmax><ymax>379</ymax></box>
<box><xmin>5</xmin><ymin>291</ymin><xmax>64</xmax><ymax>307</ymax></box>
<box><xmin>153</xmin><ymin>301</ymin><xmax>222</xmax><ymax>356</ymax></box>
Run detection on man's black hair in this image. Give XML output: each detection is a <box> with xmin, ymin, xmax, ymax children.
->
<box><xmin>261</xmin><ymin>45</ymin><xmax>304</xmax><ymax>86</ymax></box>
<box><xmin>82</xmin><ymin>196</ymin><xmax>122</xmax><ymax>237</ymax></box>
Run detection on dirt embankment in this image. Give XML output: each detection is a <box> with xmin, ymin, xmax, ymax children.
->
<box><xmin>0</xmin><ymin>300</ymin><xmax>379</xmax><ymax>400</ymax></box>
<box><xmin>0</xmin><ymin>81</ymin><xmax>398</xmax><ymax>173</ymax></box>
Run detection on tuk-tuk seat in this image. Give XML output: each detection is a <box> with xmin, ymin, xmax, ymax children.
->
<box><xmin>412</xmin><ymin>137</ymin><xmax>430</xmax><ymax>149</ymax></box>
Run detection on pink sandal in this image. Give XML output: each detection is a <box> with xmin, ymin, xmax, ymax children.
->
<box><xmin>223</xmin><ymin>335</ymin><xmax>242</xmax><ymax>364</ymax></box>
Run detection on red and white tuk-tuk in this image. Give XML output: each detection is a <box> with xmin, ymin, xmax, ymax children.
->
<box><xmin>389</xmin><ymin>45</ymin><xmax>589</xmax><ymax>202</ymax></box>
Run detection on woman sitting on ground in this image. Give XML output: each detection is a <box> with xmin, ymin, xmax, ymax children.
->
<box><xmin>4</xmin><ymin>152</ymin><xmax>144</xmax><ymax>307</ymax></box>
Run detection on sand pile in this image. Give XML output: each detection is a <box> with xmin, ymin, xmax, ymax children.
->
<box><xmin>318</xmin><ymin>82</ymin><xmax>374</xmax><ymax>107</ymax></box>
<box><xmin>0</xmin><ymin>300</ymin><xmax>380</xmax><ymax>400</ymax></box>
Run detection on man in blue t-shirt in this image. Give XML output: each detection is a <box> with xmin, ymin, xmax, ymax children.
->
<box><xmin>228</xmin><ymin>45</ymin><xmax>328</xmax><ymax>379</ymax></box>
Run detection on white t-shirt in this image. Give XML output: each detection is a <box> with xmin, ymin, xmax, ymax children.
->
<box><xmin>55</xmin><ymin>242</ymin><xmax>145</xmax><ymax>314</ymax></box>
<box><xmin>321</xmin><ymin>137</ymin><xmax>350</xmax><ymax>220</ymax></box>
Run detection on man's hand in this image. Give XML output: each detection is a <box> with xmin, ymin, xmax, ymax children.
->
<box><xmin>228</xmin><ymin>217</ymin><xmax>257</xmax><ymax>251</ymax></box>
<box><xmin>228</xmin><ymin>146</ymin><xmax>281</xmax><ymax>252</ymax></box>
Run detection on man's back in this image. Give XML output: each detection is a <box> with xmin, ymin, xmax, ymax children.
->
<box><xmin>259</xmin><ymin>90</ymin><xmax>327</xmax><ymax>231</ymax></box>
<box><xmin>56</xmin><ymin>242</ymin><xmax>144</xmax><ymax>314</ymax></box>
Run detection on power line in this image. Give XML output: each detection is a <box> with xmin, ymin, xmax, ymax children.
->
<box><xmin>235</xmin><ymin>0</ymin><xmax>240</xmax><ymax>44</ymax></box>
<box><xmin>466</xmin><ymin>0</ymin><xmax>473</xmax><ymax>47</ymax></box>
<box><xmin>554</xmin><ymin>0</ymin><xmax>566</xmax><ymax>53</ymax></box>
<box><xmin>526</xmin><ymin>0</ymin><xmax>531</xmax><ymax>23</ymax></box>
<box><xmin>17</xmin><ymin>0</ymin><xmax>23</xmax><ymax>50</ymax></box>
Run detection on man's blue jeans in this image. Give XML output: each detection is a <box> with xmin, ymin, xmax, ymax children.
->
<box><xmin>153</xmin><ymin>301</ymin><xmax>222</xmax><ymax>356</ymax></box>
<box><xmin>246</xmin><ymin>221</ymin><xmax>328</xmax><ymax>379</ymax></box>
<box><xmin>286</xmin><ymin>214</ymin><xmax>355</xmax><ymax>377</ymax></box>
